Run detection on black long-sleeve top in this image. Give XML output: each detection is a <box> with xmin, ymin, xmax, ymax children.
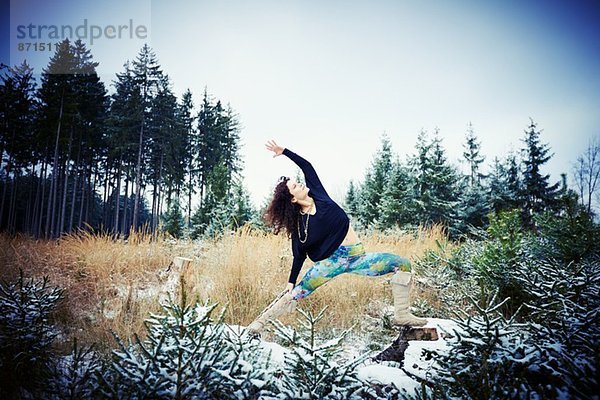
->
<box><xmin>283</xmin><ymin>148</ymin><xmax>350</xmax><ymax>285</ymax></box>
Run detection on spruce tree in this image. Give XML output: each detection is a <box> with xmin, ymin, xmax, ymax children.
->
<box><xmin>219</xmin><ymin>103</ymin><xmax>243</xmax><ymax>190</ymax></box>
<box><xmin>130</xmin><ymin>44</ymin><xmax>164</xmax><ymax>231</ymax></box>
<box><xmin>457</xmin><ymin>183</ymin><xmax>489</xmax><ymax>233</ymax></box>
<box><xmin>379</xmin><ymin>158</ymin><xmax>415</xmax><ymax>229</ymax></box>
<box><xmin>488</xmin><ymin>154</ymin><xmax>522</xmax><ymax>214</ymax></box>
<box><xmin>457</xmin><ymin>124</ymin><xmax>489</xmax><ymax>232</ymax></box>
<box><xmin>36</xmin><ymin>39</ymin><xmax>107</xmax><ymax>238</ymax></box>
<box><xmin>488</xmin><ymin>157</ymin><xmax>511</xmax><ymax>213</ymax></box>
<box><xmin>462</xmin><ymin>122</ymin><xmax>486</xmax><ymax>187</ymax></box>
<box><xmin>360</xmin><ymin>134</ymin><xmax>393</xmax><ymax>226</ymax></box>
<box><xmin>68</xmin><ymin>40</ymin><xmax>107</xmax><ymax>235</ymax></box>
<box><xmin>0</xmin><ymin>61</ymin><xmax>36</xmax><ymax>234</ymax></box>
<box><xmin>99</xmin><ymin>295</ymin><xmax>274</xmax><ymax>399</ymax></box>
<box><xmin>162</xmin><ymin>200</ymin><xmax>184</xmax><ymax>238</ymax></box>
<box><xmin>196</xmin><ymin>88</ymin><xmax>219</xmax><ymax>204</ymax></box>
<box><xmin>107</xmin><ymin>61</ymin><xmax>141</xmax><ymax>236</ymax></box>
<box><xmin>271</xmin><ymin>307</ymin><xmax>370</xmax><ymax>399</ymax></box>
<box><xmin>520</xmin><ymin>120</ymin><xmax>560</xmax><ymax>226</ymax></box>
<box><xmin>229</xmin><ymin>180</ymin><xmax>254</xmax><ymax>229</ymax></box>
<box><xmin>37</xmin><ymin>39</ymin><xmax>79</xmax><ymax>238</ymax></box>
<box><xmin>0</xmin><ymin>272</ymin><xmax>63</xmax><ymax>398</ymax></box>
<box><xmin>179</xmin><ymin>89</ymin><xmax>197</xmax><ymax>228</ymax></box>
<box><xmin>148</xmin><ymin>77</ymin><xmax>181</xmax><ymax>232</ymax></box>
<box><xmin>191</xmin><ymin>161</ymin><xmax>229</xmax><ymax>237</ymax></box>
<box><xmin>344</xmin><ymin>180</ymin><xmax>360</xmax><ymax>221</ymax></box>
<box><xmin>410</xmin><ymin>129</ymin><xmax>460</xmax><ymax>234</ymax></box>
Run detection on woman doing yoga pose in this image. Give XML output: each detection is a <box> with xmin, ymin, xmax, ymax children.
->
<box><xmin>247</xmin><ymin>140</ymin><xmax>426</xmax><ymax>335</ymax></box>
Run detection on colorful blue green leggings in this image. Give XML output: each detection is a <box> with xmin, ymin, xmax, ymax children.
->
<box><xmin>290</xmin><ymin>242</ymin><xmax>411</xmax><ymax>300</ymax></box>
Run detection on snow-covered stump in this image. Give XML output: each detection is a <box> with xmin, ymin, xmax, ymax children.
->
<box><xmin>373</xmin><ymin>326</ymin><xmax>438</xmax><ymax>364</ymax></box>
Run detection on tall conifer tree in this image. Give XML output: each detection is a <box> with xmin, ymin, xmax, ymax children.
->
<box><xmin>520</xmin><ymin>120</ymin><xmax>560</xmax><ymax>225</ymax></box>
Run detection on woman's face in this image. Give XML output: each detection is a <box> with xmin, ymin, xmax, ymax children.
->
<box><xmin>286</xmin><ymin>179</ymin><xmax>310</xmax><ymax>203</ymax></box>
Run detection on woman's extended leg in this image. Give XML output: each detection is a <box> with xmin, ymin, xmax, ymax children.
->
<box><xmin>247</xmin><ymin>251</ymin><xmax>349</xmax><ymax>335</ymax></box>
<box><xmin>291</xmin><ymin>257</ymin><xmax>348</xmax><ymax>300</ymax></box>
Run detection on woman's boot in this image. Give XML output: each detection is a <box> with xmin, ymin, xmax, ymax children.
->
<box><xmin>247</xmin><ymin>291</ymin><xmax>297</xmax><ymax>335</ymax></box>
<box><xmin>391</xmin><ymin>271</ymin><xmax>427</xmax><ymax>326</ymax></box>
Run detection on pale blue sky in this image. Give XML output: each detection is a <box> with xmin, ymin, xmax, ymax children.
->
<box><xmin>6</xmin><ymin>0</ymin><xmax>600</xmax><ymax>206</ymax></box>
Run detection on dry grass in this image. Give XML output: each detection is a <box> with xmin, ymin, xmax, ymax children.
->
<box><xmin>0</xmin><ymin>225</ymin><xmax>447</xmax><ymax>349</ymax></box>
<box><xmin>186</xmin><ymin>225</ymin><xmax>447</xmax><ymax>331</ymax></box>
<box><xmin>0</xmin><ymin>230</ymin><xmax>187</xmax><ymax>349</ymax></box>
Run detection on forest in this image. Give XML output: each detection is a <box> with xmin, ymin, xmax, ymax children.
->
<box><xmin>1</xmin><ymin>38</ymin><xmax>599</xmax><ymax>240</ymax></box>
<box><xmin>0</xmin><ymin>39</ymin><xmax>251</xmax><ymax>239</ymax></box>
<box><xmin>1</xmin><ymin>40</ymin><xmax>599</xmax><ymax>399</ymax></box>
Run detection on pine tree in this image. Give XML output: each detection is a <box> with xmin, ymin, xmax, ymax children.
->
<box><xmin>462</xmin><ymin>122</ymin><xmax>486</xmax><ymax>187</ymax></box>
<box><xmin>488</xmin><ymin>152</ymin><xmax>523</xmax><ymax>214</ymax></box>
<box><xmin>457</xmin><ymin>124</ymin><xmax>489</xmax><ymax>232</ymax></box>
<box><xmin>130</xmin><ymin>44</ymin><xmax>164</xmax><ymax>232</ymax></box>
<box><xmin>98</xmin><ymin>292</ymin><xmax>274</xmax><ymax>399</ymax></box>
<box><xmin>161</xmin><ymin>200</ymin><xmax>184</xmax><ymax>238</ymax></box>
<box><xmin>37</xmin><ymin>39</ymin><xmax>79</xmax><ymax>238</ymax></box>
<box><xmin>0</xmin><ymin>272</ymin><xmax>63</xmax><ymax>398</ymax></box>
<box><xmin>229</xmin><ymin>180</ymin><xmax>254</xmax><ymax>229</ymax></box>
<box><xmin>107</xmin><ymin>61</ymin><xmax>141</xmax><ymax>236</ymax></box>
<box><xmin>379</xmin><ymin>158</ymin><xmax>415</xmax><ymax>229</ymax></box>
<box><xmin>410</xmin><ymin>129</ymin><xmax>460</xmax><ymax>234</ymax></box>
<box><xmin>0</xmin><ymin>61</ymin><xmax>37</xmax><ymax>234</ymax></box>
<box><xmin>360</xmin><ymin>135</ymin><xmax>393</xmax><ymax>226</ymax></box>
<box><xmin>520</xmin><ymin>120</ymin><xmax>560</xmax><ymax>226</ymax></box>
<box><xmin>179</xmin><ymin>89</ymin><xmax>197</xmax><ymax>228</ymax></box>
<box><xmin>344</xmin><ymin>180</ymin><xmax>360</xmax><ymax>221</ymax></box>
<box><xmin>271</xmin><ymin>307</ymin><xmax>370</xmax><ymax>399</ymax></box>
<box><xmin>423</xmin><ymin>292</ymin><xmax>535</xmax><ymax>399</ymax></box>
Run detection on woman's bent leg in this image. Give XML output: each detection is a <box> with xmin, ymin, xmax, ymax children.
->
<box><xmin>347</xmin><ymin>252</ymin><xmax>426</xmax><ymax>326</ymax></box>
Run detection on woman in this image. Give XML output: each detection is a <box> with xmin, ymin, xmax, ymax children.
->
<box><xmin>246</xmin><ymin>140</ymin><xmax>426</xmax><ymax>335</ymax></box>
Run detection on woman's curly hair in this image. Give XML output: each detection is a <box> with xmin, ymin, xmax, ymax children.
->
<box><xmin>264</xmin><ymin>176</ymin><xmax>300</xmax><ymax>238</ymax></box>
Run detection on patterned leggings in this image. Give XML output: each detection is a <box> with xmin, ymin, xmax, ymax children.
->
<box><xmin>290</xmin><ymin>242</ymin><xmax>411</xmax><ymax>300</ymax></box>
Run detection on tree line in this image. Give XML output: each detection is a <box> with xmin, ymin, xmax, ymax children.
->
<box><xmin>1</xmin><ymin>39</ymin><xmax>598</xmax><ymax>239</ymax></box>
<box><xmin>345</xmin><ymin>123</ymin><xmax>599</xmax><ymax>237</ymax></box>
<box><xmin>0</xmin><ymin>39</ymin><xmax>252</xmax><ymax>238</ymax></box>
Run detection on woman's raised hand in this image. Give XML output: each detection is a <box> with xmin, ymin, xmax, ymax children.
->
<box><xmin>265</xmin><ymin>140</ymin><xmax>285</xmax><ymax>157</ymax></box>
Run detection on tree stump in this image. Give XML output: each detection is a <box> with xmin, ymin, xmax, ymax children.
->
<box><xmin>373</xmin><ymin>326</ymin><xmax>438</xmax><ymax>365</ymax></box>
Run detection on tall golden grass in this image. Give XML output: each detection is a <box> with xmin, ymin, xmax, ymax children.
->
<box><xmin>0</xmin><ymin>225</ymin><xmax>446</xmax><ymax>348</ymax></box>
<box><xmin>189</xmin><ymin>226</ymin><xmax>447</xmax><ymax>331</ymax></box>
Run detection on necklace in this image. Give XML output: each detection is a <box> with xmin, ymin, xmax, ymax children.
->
<box><xmin>298</xmin><ymin>200</ymin><xmax>314</xmax><ymax>243</ymax></box>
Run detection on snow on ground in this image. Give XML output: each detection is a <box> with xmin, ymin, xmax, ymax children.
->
<box><xmin>237</xmin><ymin>317</ymin><xmax>460</xmax><ymax>394</ymax></box>
<box><xmin>400</xmin><ymin>318</ymin><xmax>459</xmax><ymax>382</ymax></box>
<box><xmin>356</xmin><ymin>318</ymin><xmax>459</xmax><ymax>393</ymax></box>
